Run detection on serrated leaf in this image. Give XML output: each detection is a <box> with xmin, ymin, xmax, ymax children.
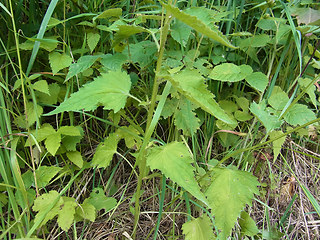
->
<box><xmin>58</xmin><ymin>126</ymin><xmax>81</xmax><ymax>136</ymax></box>
<box><xmin>174</xmin><ymin>99</ymin><xmax>200</xmax><ymax>135</ymax></box>
<box><xmin>33</xmin><ymin>80</ymin><xmax>50</xmax><ymax>95</ymax></box>
<box><xmin>33</xmin><ymin>190</ymin><xmax>63</xmax><ymax>227</ymax></box>
<box><xmin>47</xmin><ymin>70</ymin><xmax>131</xmax><ymax>115</ymax></box>
<box><xmin>76</xmin><ymin>198</ymin><xmax>96</xmax><ymax>222</ymax></box>
<box><xmin>239</xmin><ymin>211</ymin><xmax>259</xmax><ymax>237</ymax></box>
<box><xmin>269</xmin><ymin>130</ymin><xmax>286</xmax><ymax>162</ymax></box>
<box><xmin>61</xmin><ymin>127</ymin><xmax>83</xmax><ymax>151</ymax></box>
<box><xmin>123</xmin><ymin>41</ymin><xmax>157</xmax><ymax>68</ymax></box>
<box><xmin>161</xmin><ymin>2</ymin><xmax>236</xmax><ymax>49</ymax></box>
<box><xmin>146</xmin><ymin>142</ymin><xmax>207</xmax><ymax>204</ymax></box>
<box><xmin>182</xmin><ymin>215</ymin><xmax>214</xmax><ymax>240</ymax></box>
<box><xmin>94</xmin><ymin>8</ymin><xmax>122</xmax><ymax>20</ymax></box>
<box><xmin>37</xmin><ymin>83</ymin><xmax>61</xmax><ymax>105</ymax></box>
<box><xmin>57</xmin><ymin>197</ymin><xmax>77</xmax><ymax>231</ymax></box>
<box><xmin>298</xmin><ymin>78</ymin><xmax>317</xmax><ymax>108</ymax></box>
<box><xmin>245</xmin><ymin>72</ymin><xmax>268</xmax><ymax>92</ymax></box>
<box><xmin>205</xmin><ymin>168</ymin><xmax>259</xmax><ymax>238</ymax></box>
<box><xmin>45</xmin><ymin>133</ymin><xmax>61</xmax><ymax>155</ymax></box>
<box><xmin>35</xmin><ymin>123</ymin><xmax>56</xmax><ymax>142</ymax></box>
<box><xmin>65</xmin><ymin>55</ymin><xmax>101</xmax><ymax>81</ymax></box>
<box><xmin>14</xmin><ymin>102</ymin><xmax>43</xmax><ymax>129</ymax></box>
<box><xmin>250</xmin><ymin>101</ymin><xmax>282</xmax><ymax>132</ymax></box>
<box><xmin>118</xmin><ymin>125</ymin><xmax>142</xmax><ymax>149</ymax></box>
<box><xmin>49</xmin><ymin>52</ymin><xmax>72</xmax><ymax>75</ymax></box>
<box><xmin>161</xmin><ymin>97</ymin><xmax>179</xmax><ymax>118</ymax></box>
<box><xmin>88</xmin><ymin>188</ymin><xmax>117</xmax><ymax>212</ymax></box>
<box><xmin>168</xmin><ymin>69</ymin><xmax>236</xmax><ymax>125</ymax></box>
<box><xmin>268</xmin><ymin>86</ymin><xmax>289</xmax><ymax>110</ymax></box>
<box><xmin>100</xmin><ymin>53</ymin><xmax>127</xmax><ymax>71</ymax></box>
<box><xmin>113</xmin><ymin>25</ymin><xmax>149</xmax><ymax>46</ymax></box>
<box><xmin>171</xmin><ymin>20</ymin><xmax>192</xmax><ymax>47</ymax></box>
<box><xmin>91</xmin><ymin>132</ymin><xmax>120</xmax><ymax>168</ymax></box>
<box><xmin>87</xmin><ymin>32</ymin><xmax>100</xmax><ymax>53</ymax></box>
<box><xmin>209</xmin><ymin>63</ymin><xmax>253</xmax><ymax>82</ymax></box>
<box><xmin>22</xmin><ymin>166</ymin><xmax>61</xmax><ymax>189</ymax></box>
<box><xmin>239</xmin><ymin>34</ymin><xmax>270</xmax><ymax>48</ymax></box>
<box><xmin>284</xmin><ymin>104</ymin><xmax>316</xmax><ymax>126</ymax></box>
<box><xmin>66</xmin><ymin>151</ymin><xmax>83</xmax><ymax>168</ymax></box>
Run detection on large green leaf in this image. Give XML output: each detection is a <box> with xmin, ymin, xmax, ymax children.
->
<box><xmin>284</xmin><ymin>104</ymin><xmax>316</xmax><ymax>126</ymax></box>
<box><xmin>113</xmin><ymin>25</ymin><xmax>149</xmax><ymax>46</ymax></box>
<box><xmin>205</xmin><ymin>168</ymin><xmax>259</xmax><ymax>238</ymax></box>
<box><xmin>22</xmin><ymin>166</ymin><xmax>61</xmax><ymax>189</ymax></box>
<box><xmin>88</xmin><ymin>188</ymin><xmax>117</xmax><ymax>212</ymax></box>
<box><xmin>160</xmin><ymin>2</ymin><xmax>236</xmax><ymax>49</ymax></box>
<box><xmin>146</xmin><ymin>142</ymin><xmax>207</xmax><ymax>204</ymax></box>
<box><xmin>245</xmin><ymin>72</ymin><xmax>268</xmax><ymax>93</ymax></box>
<box><xmin>57</xmin><ymin>197</ymin><xmax>77</xmax><ymax>231</ymax></box>
<box><xmin>167</xmin><ymin>69</ymin><xmax>236</xmax><ymax>125</ymax></box>
<box><xmin>49</xmin><ymin>52</ymin><xmax>72</xmax><ymax>75</ymax></box>
<box><xmin>87</xmin><ymin>32</ymin><xmax>100</xmax><ymax>52</ymax></box>
<box><xmin>65</xmin><ymin>55</ymin><xmax>101</xmax><ymax>81</ymax></box>
<box><xmin>209</xmin><ymin>63</ymin><xmax>253</xmax><ymax>82</ymax></box>
<box><xmin>239</xmin><ymin>211</ymin><xmax>259</xmax><ymax>237</ymax></box>
<box><xmin>182</xmin><ymin>215</ymin><xmax>214</xmax><ymax>240</ymax></box>
<box><xmin>47</xmin><ymin>70</ymin><xmax>131</xmax><ymax>115</ymax></box>
<box><xmin>268</xmin><ymin>86</ymin><xmax>289</xmax><ymax>110</ymax></box>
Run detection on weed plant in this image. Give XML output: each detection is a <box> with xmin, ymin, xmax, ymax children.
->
<box><xmin>1</xmin><ymin>0</ymin><xmax>320</xmax><ymax>239</ymax></box>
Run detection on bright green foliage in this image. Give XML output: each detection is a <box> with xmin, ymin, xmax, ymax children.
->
<box><xmin>268</xmin><ymin>86</ymin><xmax>289</xmax><ymax>110</ymax></box>
<box><xmin>239</xmin><ymin>34</ymin><xmax>270</xmax><ymax>48</ymax></box>
<box><xmin>171</xmin><ymin>20</ymin><xmax>192</xmax><ymax>47</ymax></box>
<box><xmin>88</xmin><ymin>188</ymin><xmax>117</xmax><ymax>212</ymax></box>
<box><xmin>66</xmin><ymin>151</ymin><xmax>83</xmax><ymax>168</ymax></box>
<box><xmin>76</xmin><ymin>198</ymin><xmax>96</xmax><ymax>222</ymax></box>
<box><xmin>57</xmin><ymin>197</ymin><xmax>77</xmax><ymax>231</ymax></box>
<box><xmin>118</xmin><ymin>126</ymin><xmax>142</xmax><ymax>149</ymax></box>
<box><xmin>298</xmin><ymin>78</ymin><xmax>317</xmax><ymax>108</ymax></box>
<box><xmin>32</xmin><ymin>80</ymin><xmax>50</xmax><ymax>95</ymax></box>
<box><xmin>48</xmin><ymin>52</ymin><xmax>72</xmax><ymax>75</ymax></box>
<box><xmin>36</xmin><ymin>83</ymin><xmax>61</xmax><ymax>105</ymax></box>
<box><xmin>94</xmin><ymin>8</ymin><xmax>122</xmax><ymax>20</ymax></box>
<box><xmin>14</xmin><ymin>102</ymin><xmax>43</xmax><ymax>129</ymax></box>
<box><xmin>32</xmin><ymin>190</ymin><xmax>63</xmax><ymax>227</ymax></box>
<box><xmin>205</xmin><ymin>168</ymin><xmax>259</xmax><ymax>238</ymax></box>
<box><xmin>174</xmin><ymin>99</ymin><xmax>200</xmax><ymax>135</ymax></box>
<box><xmin>238</xmin><ymin>211</ymin><xmax>259</xmax><ymax>237</ymax></box>
<box><xmin>160</xmin><ymin>2</ymin><xmax>236</xmax><ymax>49</ymax></box>
<box><xmin>47</xmin><ymin>70</ymin><xmax>131</xmax><ymax>115</ymax></box>
<box><xmin>19</xmin><ymin>36</ymin><xmax>58</xmax><ymax>52</ymax></box>
<box><xmin>91</xmin><ymin>132</ymin><xmax>120</xmax><ymax>168</ymax></box>
<box><xmin>22</xmin><ymin>166</ymin><xmax>61</xmax><ymax>188</ymax></box>
<box><xmin>123</xmin><ymin>41</ymin><xmax>157</xmax><ymax>68</ymax></box>
<box><xmin>146</xmin><ymin>142</ymin><xmax>207</xmax><ymax>204</ymax></box>
<box><xmin>100</xmin><ymin>53</ymin><xmax>127</xmax><ymax>71</ymax></box>
<box><xmin>284</xmin><ymin>104</ymin><xmax>316</xmax><ymax>126</ymax></box>
<box><xmin>250</xmin><ymin>101</ymin><xmax>282</xmax><ymax>132</ymax></box>
<box><xmin>209</xmin><ymin>63</ymin><xmax>253</xmax><ymax>82</ymax></box>
<box><xmin>182</xmin><ymin>215</ymin><xmax>214</xmax><ymax>240</ymax></box>
<box><xmin>245</xmin><ymin>72</ymin><xmax>268</xmax><ymax>93</ymax></box>
<box><xmin>113</xmin><ymin>25</ymin><xmax>149</xmax><ymax>46</ymax></box>
<box><xmin>66</xmin><ymin>55</ymin><xmax>101</xmax><ymax>81</ymax></box>
<box><xmin>87</xmin><ymin>32</ymin><xmax>100</xmax><ymax>52</ymax></box>
<box><xmin>269</xmin><ymin>130</ymin><xmax>286</xmax><ymax>161</ymax></box>
<box><xmin>168</xmin><ymin>69</ymin><xmax>236</xmax><ymax>125</ymax></box>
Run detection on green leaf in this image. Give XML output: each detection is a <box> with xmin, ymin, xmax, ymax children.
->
<box><xmin>33</xmin><ymin>190</ymin><xmax>63</xmax><ymax>227</ymax></box>
<box><xmin>174</xmin><ymin>99</ymin><xmax>200</xmax><ymax>135</ymax></box>
<box><xmin>45</xmin><ymin>133</ymin><xmax>61</xmax><ymax>155</ymax></box>
<box><xmin>66</xmin><ymin>55</ymin><xmax>101</xmax><ymax>81</ymax></box>
<box><xmin>88</xmin><ymin>188</ymin><xmax>117</xmax><ymax>212</ymax></box>
<box><xmin>171</xmin><ymin>20</ymin><xmax>192</xmax><ymax>47</ymax></box>
<box><xmin>76</xmin><ymin>198</ymin><xmax>96</xmax><ymax>222</ymax></box>
<box><xmin>284</xmin><ymin>104</ymin><xmax>316</xmax><ymax>126</ymax></box>
<box><xmin>239</xmin><ymin>34</ymin><xmax>270</xmax><ymax>48</ymax></box>
<box><xmin>239</xmin><ymin>211</ymin><xmax>259</xmax><ymax>237</ymax></box>
<box><xmin>33</xmin><ymin>80</ymin><xmax>50</xmax><ymax>95</ymax></box>
<box><xmin>182</xmin><ymin>215</ymin><xmax>214</xmax><ymax>240</ymax></box>
<box><xmin>291</xmin><ymin>7</ymin><xmax>320</xmax><ymax>25</ymax></box>
<box><xmin>66</xmin><ymin>151</ymin><xmax>83</xmax><ymax>168</ymax></box>
<box><xmin>118</xmin><ymin>125</ymin><xmax>142</xmax><ymax>149</ymax></box>
<box><xmin>269</xmin><ymin>131</ymin><xmax>286</xmax><ymax>162</ymax></box>
<box><xmin>123</xmin><ymin>41</ymin><xmax>157</xmax><ymax>68</ymax></box>
<box><xmin>160</xmin><ymin>2</ymin><xmax>236</xmax><ymax>49</ymax></box>
<box><xmin>57</xmin><ymin>197</ymin><xmax>77</xmax><ymax>231</ymax></box>
<box><xmin>168</xmin><ymin>69</ymin><xmax>236</xmax><ymax>125</ymax></box>
<box><xmin>250</xmin><ymin>101</ymin><xmax>282</xmax><ymax>132</ymax></box>
<box><xmin>47</xmin><ymin>70</ymin><xmax>131</xmax><ymax>115</ymax></box>
<box><xmin>87</xmin><ymin>32</ymin><xmax>100</xmax><ymax>52</ymax></box>
<box><xmin>146</xmin><ymin>142</ymin><xmax>207</xmax><ymax>204</ymax></box>
<box><xmin>268</xmin><ymin>86</ymin><xmax>289</xmax><ymax>110</ymax></box>
<box><xmin>245</xmin><ymin>72</ymin><xmax>268</xmax><ymax>92</ymax></box>
<box><xmin>94</xmin><ymin>8</ymin><xmax>122</xmax><ymax>20</ymax></box>
<box><xmin>37</xmin><ymin>83</ymin><xmax>61</xmax><ymax>105</ymax></box>
<box><xmin>100</xmin><ymin>53</ymin><xmax>127</xmax><ymax>71</ymax></box>
<box><xmin>209</xmin><ymin>63</ymin><xmax>253</xmax><ymax>82</ymax></box>
<box><xmin>113</xmin><ymin>25</ymin><xmax>149</xmax><ymax>46</ymax></box>
<box><xmin>298</xmin><ymin>78</ymin><xmax>317</xmax><ymax>108</ymax></box>
<box><xmin>22</xmin><ymin>166</ymin><xmax>61</xmax><ymax>189</ymax></box>
<box><xmin>91</xmin><ymin>132</ymin><xmax>120</xmax><ymax>168</ymax></box>
<box><xmin>205</xmin><ymin>168</ymin><xmax>260</xmax><ymax>238</ymax></box>
<box><xmin>58</xmin><ymin>126</ymin><xmax>82</xmax><ymax>136</ymax></box>
<box><xmin>14</xmin><ymin>102</ymin><xmax>43</xmax><ymax>129</ymax></box>
<box><xmin>49</xmin><ymin>52</ymin><xmax>72</xmax><ymax>75</ymax></box>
